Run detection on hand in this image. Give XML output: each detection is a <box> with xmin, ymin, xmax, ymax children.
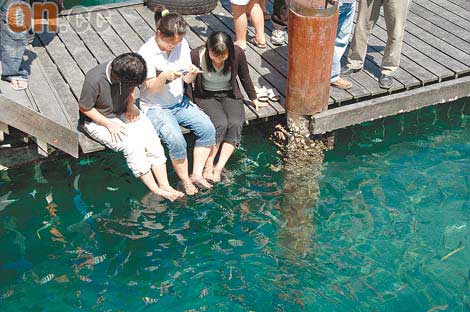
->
<box><xmin>252</xmin><ymin>99</ymin><xmax>268</xmax><ymax>111</ymax></box>
<box><xmin>161</xmin><ymin>71</ymin><xmax>182</xmax><ymax>82</ymax></box>
<box><xmin>327</xmin><ymin>0</ymin><xmax>338</xmax><ymax>5</ymax></box>
<box><xmin>106</xmin><ymin>120</ymin><xmax>128</xmax><ymax>143</ymax></box>
<box><xmin>125</xmin><ymin>106</ymin><xmax>141</xmax><ymax>123</ymax></box>
<box><xmin>185</xmin><ymin>65</ymin><xmax>203</xmax><ymax>77</ymax></box>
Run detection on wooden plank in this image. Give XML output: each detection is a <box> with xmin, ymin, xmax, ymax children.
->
<box><xmin>61</xmin><ymin>1</ymin><xmax>144</xmax><ymax>16</ymax></box>
<box><xmin>86</xmin><ymin>11</ymin><xmax>130</xmax><ymax>56</ymax></box>
<box><xmin>0</xmin><ymin>79</ymin><xmax>34</xmax><ymax>110</ymax></box>
<box><xmin>36</xmin><ymin>139</ymin><xmax>49</xmax><ymax>157</ymax></box>
<box><xmin>66</xmin><ymin>13</ymin><xmax>114</xmax><ymax>64</ymax></box>
<box><xmin>370</xmin><ymin>24</ymin><xmax>453</xmax><ymax>81</ymax></box>
<box><xmin>0</xmin><ymin>95</ymin><xmax>79</xmax><ymax>157</ymax></box>
<box><xmin>26</xmin><ymin>47</ymin><xmax>70</xmax><ymax>127</ymax></box>
<box><xmin>448</xmin><ymin>0</ymin><xmax>470</xmax><ymax>11</ymax></box>
<box><xmin>406</xmin><ymin>11</ymin><xmax>470</xmax><ymax>56</ymax></box>
<box><xmin>409</xmin><ymin>3</ymin><xmax>470</xmax><ymax>44</ymax></box>
<box><xmin>0</xmin><ymin>122</ymin><xmax>7</xmax><ymax>142</ymax></box>
<box><xmin>78</xmin><ymin>132</ymin><xmax>105</xmax><ymax>154</ymax></box>
<box><xmin>367</xmin><ymin>32</ymin><xmax>437</xmax><ymax>85</ymax></box>
<box><xmin>313</xmin><ymin>76</ymin><xmax>470</xmax><ymax>134</ymax></box>
<box><xmin>118</xmin><ymin>7</ymin><xmax>154</xmax><ymax>42</ymax></box>
<box><xmin>101</xmin><ymin>8</ymin><xmax>144</xmax><ymax>52</ymax></box>
<box><xmin>375</xmin><ymin>17</ymin><xmax>468</xmax><ymax>77</ymax></box>
<box><xmin>57</xmin><ymin>17</ymin><xmax>98</xmax><ymax>74</ymax></box>
<box><xmin>413</xmin><ymin>0</ymin><xmax>470</xmax><ymax>31</ymax></box>
<box><xmin>35</xmin><ymin>31</ymin><xmax>85</xmax><ymax>98</ymax></box>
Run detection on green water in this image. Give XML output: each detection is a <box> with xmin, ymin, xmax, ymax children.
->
<box><xmin>0</xmin><ymin>100</ymin><xmax>469</xmax><ymax>311</ymax></box>
<box><xmin>65</xmin><ymin>0</ymin><xmax>129</xmax><ymax>9</ymax></box>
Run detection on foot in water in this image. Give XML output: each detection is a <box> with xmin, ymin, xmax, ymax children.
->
<box><xmin>182</xmin><ymin>181</ymin><xmax>198</xmax><ymax>195</ymax></box>
<box><xmin>160</xmin><ymin>185</ymin><xmax>185</xmax><ymax>198</ymax></box>
<box><xmin>212</xmin><ymin>168</ymin><xmax>223</xmax><ymax>183</ymax></box>
<box><xmin>154</xmin><ymin>188</ymin><xmax>180</xmax><ymax>202</ymax></box>
<box><xmin>203</xmin><ymin>166</ymin><xmax>215</xmax><ymax>182</ymax></box>
<box><xmin>190</xmin><ymin>176</ymin><xmax>213</xmax><ymax>189</ymax></box>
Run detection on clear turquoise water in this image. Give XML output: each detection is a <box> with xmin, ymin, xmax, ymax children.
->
<box><xmin>0</xmin><ymin>100</ymin><xmax>469</xmax><ymax>311</ymax></box>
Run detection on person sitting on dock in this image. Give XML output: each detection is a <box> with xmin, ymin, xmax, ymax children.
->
<box><xmin>79</xmin><ymin>53</ymin><xmax>184</xmax><ymax>201</ymax></box>
<box><xmin>1</xmin><ymin>0</ymin><xmax>29</xmax><ymax>91</ymax></box>
<box><xmin>341</xmin><ymin>0</ymin><xmax>410</xmax><ymax>89</ymax></box>
<box><xmin>187</xmin><ymin>31</ymin><xmax>265</xmax><ymax>183</ymax></box>
<box><xmin>138</xmin><ymin>7</ymin><xmax>216</xmax><ymax>195</ymax></box>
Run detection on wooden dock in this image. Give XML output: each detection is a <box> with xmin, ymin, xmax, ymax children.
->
<box><xmin>1</xmin><ymin>0</ymin><xmax>470</xmax><ymax>158</ymax></box>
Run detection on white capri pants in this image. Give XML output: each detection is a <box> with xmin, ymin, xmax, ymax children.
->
<box><xmin>230</xmin><ymin>0</ymin><xmax>251</xmax><ymax>5</ymax></box>
<box><xmin>83</xmin><ymin>112</ymin><xmax>166</xmax><ymax>177</ymax></box>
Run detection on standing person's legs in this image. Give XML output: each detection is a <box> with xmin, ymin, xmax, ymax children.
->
<box><xmin>346</xmin><ymin>0</ymin><xmax>382</xmax><ymax>71</ymax></box>
<box><xmin>247</xmin><ymin>0</ymin><xmax>266</xmax><ymax>46</ymax></box>
<box><xmin>0</xmin><ymin>0</ymin><xmax>29</xmax><ymax>90</ymax></box>
<box><xmin>195</xmin><ymin>97</ymin><xmax>228</xmax><ymax>181</ymax></box>
<box><xmin>173</xmin><ymin>98</ymin><xmax>216</xmax><ymax>188</ymax></box>
<box><xmin>146</xmin><ymin>106</ymin><xmax>198</xmax><ymax>195</ymax></box>
<box><xmin>231</xmin><ymin>1</ymin><xmax>250</xmax><ymax>49</ymax></box>
<box><xmin>381</xmin><ymin>0</ymin><xmax>410</xmax><ymax>76</ymax></box>
<box><xmin>271</xmin><ymin>0</ymin><xmax>288</xmax><ymax>45</ymax></box>
<box><xmin>212</xmin><ymin>97</ymin><xmax>245</xmax><ymax>182</ymax></box>
<box><xmin>331</xmin><ymin>2</ymin><xmax>356</xmax><ymax>89</ymax></box>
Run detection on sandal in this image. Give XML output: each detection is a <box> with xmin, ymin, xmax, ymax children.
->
<box><xmin>249</xmin><ymin>37</ymin><xmax>267</xmax><ymax>49</ymax></box>
<box><xmin>266</xmin><ymin>87</ymin><xmax>281</xmax><ymax>102</ymax></box>
<box><xmin>255</xmin><ymin>86</ymin><xmax>269</xmax><ymax>102</ymax></box>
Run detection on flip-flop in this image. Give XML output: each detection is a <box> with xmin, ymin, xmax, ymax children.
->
<box><xmin>249</xmin><ymin>37</ymin><xmax>267</xmax><ymax>49</ymax></box>
<box><xmin>266</xmin><ymin>87</ymin><xmax>281</xmax><ymax>102</ymax></box>
<box><xmin>255</xmin><ymin>86</ymin><xmax>269</xmax><ymax>102</ymax></box>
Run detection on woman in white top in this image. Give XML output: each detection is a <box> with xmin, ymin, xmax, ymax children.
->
<box><xmin>138</xmin><ymin>7</ymin><xmax>216</xmax><ymax>195</ymax></box>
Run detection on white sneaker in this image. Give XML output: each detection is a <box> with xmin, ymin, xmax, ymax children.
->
<box><xmin>271</xmin><ymin>29</ymin><xmax>285</xmax><ymax>46</ymax></box>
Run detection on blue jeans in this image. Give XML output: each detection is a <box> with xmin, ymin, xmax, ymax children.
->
<box><xmin>145</xmin><ymin>97</ymin><xmax>216</xmax><ymax>160</ymax></box>
<box><xmin>331</xmin><ymin>2</ymin><xmax>356</xmax><ymax>83</ymax></box>
<box><xmin>0</xmin><ymin>0</ymin><xmax>29</xmax><ymax>81</ymax></box>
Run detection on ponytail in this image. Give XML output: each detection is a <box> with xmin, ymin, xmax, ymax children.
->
<box><xmin>153</xmin><ymin>5</ymin><xmax>187</xmax><ymax>38</ymax></box>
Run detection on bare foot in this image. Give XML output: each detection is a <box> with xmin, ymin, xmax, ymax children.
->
<box><xmin>10</xmin><ymin>79</ymin><xmax>28</xmax><ymax>91</ymax></box>
<box><xmin>190</xmin><ymin>176</ymin><xmax>213</xmax><ymax>189</ymax></box>
<box><xmin>154</xmin><ymin>189</ymin><xmax>179</xmax><ymax>202</ymax></box>
<box><xmin>212</xmin><ymin>168</ymin><xmax>223</xmax><ymax>183</ymax></box>
<box><xmin>160</xmin><ymin>185</ymin><xmax>185</xmax><ymax>198</ymax></box>
<box><xmin>182</xmin><ymin>181</ymin><xmax>198</xmax><ymax>195</ymax></box>
<box><xmin>203</xmin><ymin>166</ymin><xmax>215</xmax><ymax>182</ymax></box>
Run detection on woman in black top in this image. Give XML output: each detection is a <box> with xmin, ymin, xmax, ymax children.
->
<box><xmin>187</xmin><ymin>31</ymin><xmax>266</xmax><ymax>182</ymax></box>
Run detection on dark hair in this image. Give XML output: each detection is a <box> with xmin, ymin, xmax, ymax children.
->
<box><xmin>110</xmin><ymin>53</ymin><xmax>147</xmax><ymax>86</ymax></box>
<box><xmin>204</xmin><ymin>31</ymin><xmax>234</xmax><ymax>75</ymax></box>
<box><xmin>153</xmin><ymin>5</ymin><xmax>187</xmax><ymax>38</ymax></box>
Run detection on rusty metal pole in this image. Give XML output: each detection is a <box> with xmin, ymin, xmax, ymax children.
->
<box><xmin>286</xmin><ymin>0</ymin><xmax>338</xmax><ymax>128</ymax></box>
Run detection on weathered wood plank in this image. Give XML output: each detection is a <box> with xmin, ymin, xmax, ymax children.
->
<box><xmin>86</xmin><ymin>11</ymin><xmax>130</xmax><ymax>56</ymax></box>
<box><xmin>101</xmin><ymin>8</ymin><xmax>144</xmax><ymax>52</ymax></box>
<box><xmin>57</xmin><ymin>17</ymin><xmax>99</xmax><ymax>74</ymax></box>
<box><xmin>26</xmin><ymin>47</ymin><xmax>70</xmax><ymax>127</ymax></box>
<box><xmin>313</xmin><ymin>76</ymin><xmax>470</xmax><ymax>134</ymax></box>
<box><xmin>0</xmin><ymin>79</ymin><xmax>34</xmax><ymax>110</ymax></box>
<box><xmin>66</xmin><ymin>13</ymin><xmax>114</xmax><ymax>64</ymax></box>
<box><xmin>0</xmin><ymin>95</ymin><xmax>79</xmax><ymax>157</ymax></box>
<box><xmin>448</xmin><ymin>0</ymin><xmax>470</xmax><ymax>11</ymax></box>
<box><xmin>35</xmin><ymin>31</ymin><xmax>85</xmax><ymax>98</ymax></box>
<box><xmin>370</xmin><ymin>25</ymin><xmax>453</xmax><ymax>82</ymax></box>
<box><xmin>413</xmin><ymin>0</ymin><xmax>470</xmax><ymax>32</ymax></box>
<box><xmin>118</xmin><ymin>7</ymin><xmax>154</xmax><ymax>42</ymax></box>
<box><xmin>409</xmin><ymin>3</ymin><xmax>470</xmax><ymax>44</ymax></box>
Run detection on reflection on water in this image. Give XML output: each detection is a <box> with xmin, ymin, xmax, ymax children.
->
<box><xmin>0</xmin><ymin>100</ymin><xmax>469</xmax><ymax>311</ymax></box>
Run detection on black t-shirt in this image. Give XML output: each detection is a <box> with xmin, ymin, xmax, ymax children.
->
<box><xmin>79</xmin><ymin>63</ymin><xmax>133</xmax><ymax>119</ymax></box>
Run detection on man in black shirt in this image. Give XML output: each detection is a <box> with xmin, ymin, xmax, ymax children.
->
<box><xmin>79</xmin><ymin>53</ymin><xmax>183</xmax><ymax>201</ymax></box>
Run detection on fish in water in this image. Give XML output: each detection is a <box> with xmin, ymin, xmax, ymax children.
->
<box><xmin>29</xmin><ymin>189</ymin><xmax>38</xmax><ymax>199</ymax></box>
<box><xmin>73</xmin><ymin>175</ymin><xmax>80</xmax><ymax>191</ymax></box>
<box><xmin>36</xmin><ymin>221</ymin><xmax>53</xmax><ymax>239</ymax></box>
<box><xmin>106</xmin><ymin>187</ymin><xmax>119</xmax><ymax>192</ymax></box>
<box><xmin>79</xmin><ymin>254</ymin><xmax>106</xmax><ymax>268</ymax></box>
<box><xmin>228</xmin><ymin>239</ymin><xmax>244</xmax><ymax>247</ymax></box>
<box><xmin>143</xmin><ymin>297</ymin><xmax>158</xmax><ymax>304</ymax></box>
<box><xmin>0</xmin><ymin>191</ymin><xmax>18</xmax><ymax>212</ymax></box>
<box><xmin>0</xmin><ymin>289</ymin><xmax>14</xmax><ymax>300</ymax></box>
<box><xmin>39</xmin><ymin>273</ymin><xmax>55</xmax><ymax>285</ymax></box>
<box><xmin>199</xmin><ymin>288</ymin><xmax>209</xmax><ymax>298</ymax></box>
<box><xmin>45</xmin><ymin>193</ymin><xmax>53</xmax><ymax>204</ymax></box>
<box><xmin>77</xmin><ymin>275</ymin><xmax>92</xmax><ymax>283</ymax></box>
<box><xmin>83</xmin><ymin>211</ymin><xmax>93</xmax><ymax>220</ymax></box>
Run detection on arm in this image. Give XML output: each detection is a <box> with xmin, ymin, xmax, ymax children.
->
<box><xmin>143</xmin><ymin>71</ymin><xmax>176</xmax><ymax>94</ymax></box>
<box><xmin>238</xmin><ymin>50</ymin><xmax>258</xmax><ymax>101</ymax></box>
<box><xmin>124</xmin><ymin>87</ymin><xmax>140</xmax><ymax>122</ymax></box>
